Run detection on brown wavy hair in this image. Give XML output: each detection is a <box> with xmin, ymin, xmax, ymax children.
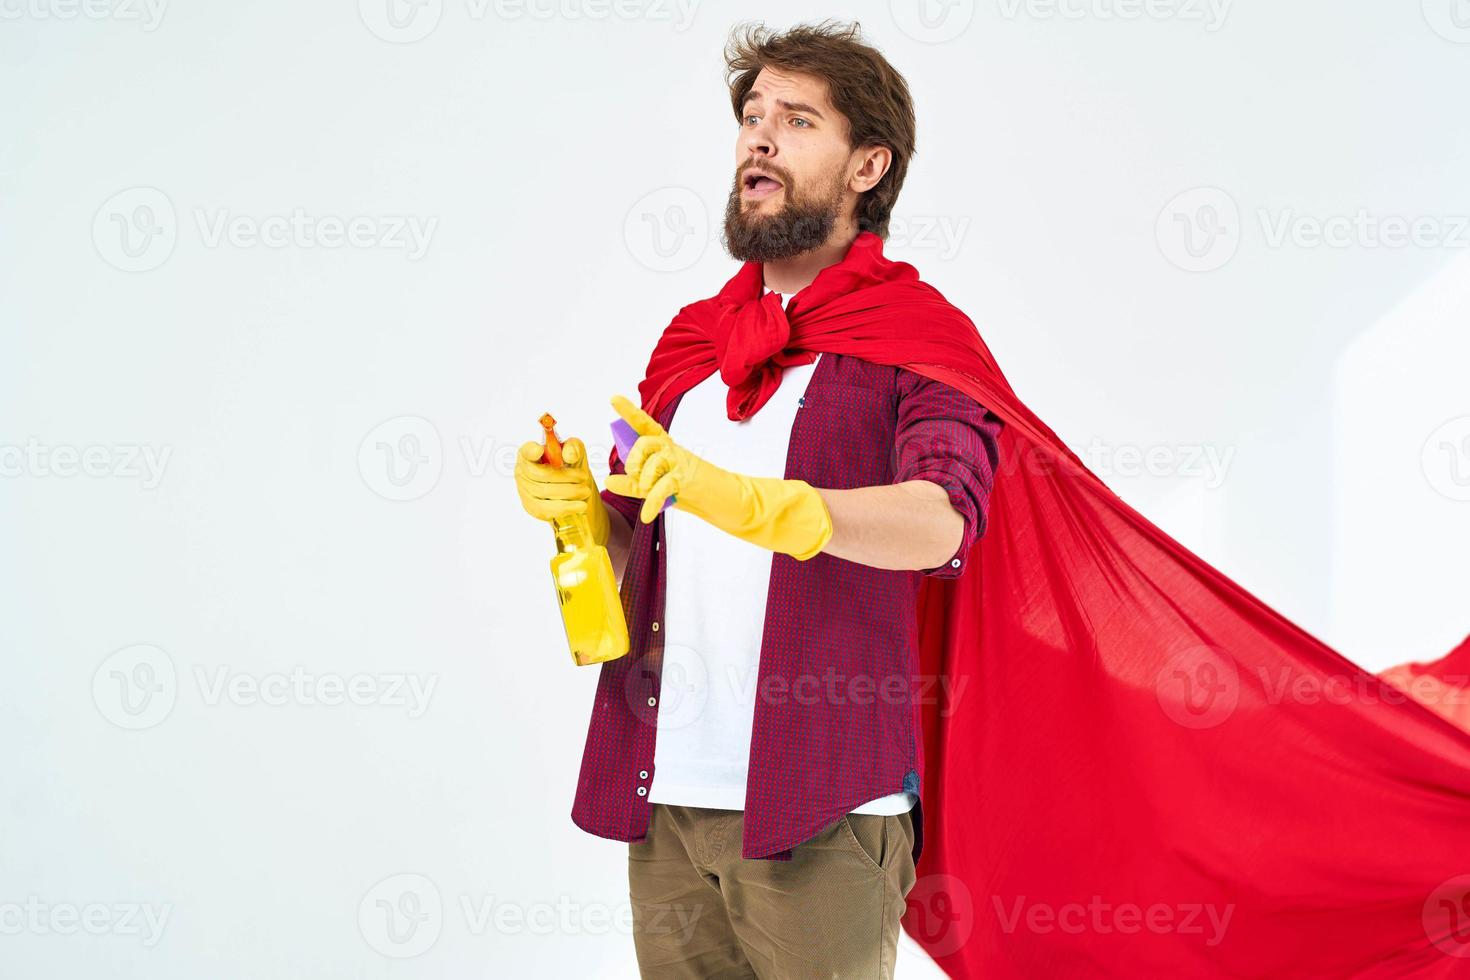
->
<box><xmin>725</xmin><ymin>20</ymin><xmax>916</xmax><ymax>240</ymax></box>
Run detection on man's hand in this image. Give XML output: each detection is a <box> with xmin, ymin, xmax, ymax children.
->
<box><xmin>602</xmin><ymin>394</ymin><xmax>833</xmax><ymax>561</ymax></box>
<box><xmin>514</xmin><ymin>436</ymin><xmax>611</xmax><ymax>547</ymax></box>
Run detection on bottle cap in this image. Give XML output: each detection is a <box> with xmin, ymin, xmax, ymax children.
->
<box><xmin>539</xmin><ymin>413</ymin><xmax>564</xmax><ymax>468</ymax></box>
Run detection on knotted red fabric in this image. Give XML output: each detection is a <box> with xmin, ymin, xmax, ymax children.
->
<box><xmin>626</xmin><ymin>230</ymin><xmax>1470</xmax><ymax>976</ymax></box>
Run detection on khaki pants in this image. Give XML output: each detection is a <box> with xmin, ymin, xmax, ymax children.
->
<box><xmin>628</xmin><ymin>803</ymin><xmax>918</xmax><ymax>979</ymax></box>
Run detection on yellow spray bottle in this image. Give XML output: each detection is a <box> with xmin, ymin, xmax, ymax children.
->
<box><xmin>538</xmin><ymin>413</ymin><xmax>629</xmax><ymax>666</ymax></box>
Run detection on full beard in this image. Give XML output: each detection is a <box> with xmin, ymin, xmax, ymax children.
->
<box><xmin>721</xmin><ymin>168</ymin><xmax>846</xmax><ymax>263</ymax></box>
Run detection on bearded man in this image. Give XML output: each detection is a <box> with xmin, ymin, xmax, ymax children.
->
<box><xmin>515</xmin><ymin>20</ymin><xmax>1002</xmax><ymax>978</ymax></box>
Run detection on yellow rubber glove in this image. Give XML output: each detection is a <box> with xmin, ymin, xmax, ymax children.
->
<box><xmin>603</xmin><ymin>394</ymin><xmax>833</xmax><ymax>561</ymax></box>
<box><xmin>514</xmin><ymin>436</ymin><xmax>612</xmax><ymax>547</ymax></box>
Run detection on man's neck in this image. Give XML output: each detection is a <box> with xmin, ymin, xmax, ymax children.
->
<box><xmin>760</xmin><ymin>226</ymin><xmax>859</xmax><ymax>296</ymax></box>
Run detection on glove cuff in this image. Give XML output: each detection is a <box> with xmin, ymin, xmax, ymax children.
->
<box><xmin>782</xmin><ymin>481</ymin><xmax>833</xmax><ymax>561</ymax></box>
<box><xmin>719</xmin><ymin>476</ymin><xmax>832</xmax><ymax>560</ymax></box>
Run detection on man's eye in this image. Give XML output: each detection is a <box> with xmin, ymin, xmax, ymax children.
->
<box><xmin>791</xmin><ymin>117</ymin><xmax>811</xmax><ymax>128</ymax></box>
<box><xmin>744</xmin><ymin>114</ymin><xmax>760</xmax><ymax>126</ymax></box>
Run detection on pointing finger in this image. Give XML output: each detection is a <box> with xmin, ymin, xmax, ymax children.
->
<box><xmin>610</xmin><ymin>394</ymin><xmax>665</xmax><ymax>439</ymax></box>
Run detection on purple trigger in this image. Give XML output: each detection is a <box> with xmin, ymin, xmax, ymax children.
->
<box><xmin>611</xmin><ymin>418</ymin><xmax>675</xmax><ymax>513</ymax></box>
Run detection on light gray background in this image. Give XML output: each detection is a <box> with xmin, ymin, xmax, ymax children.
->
<box><xmin>3</xmin><ymin>0</ymin><xmax>1468</xmax><ymax>975</ymax></box>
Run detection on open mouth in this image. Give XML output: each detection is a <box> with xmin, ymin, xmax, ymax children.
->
<box><xmin>742</xmin><ymin>171</ymin><xmax>784</xmax><ymax>199</ymax></box>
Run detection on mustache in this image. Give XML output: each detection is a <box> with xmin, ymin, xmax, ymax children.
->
<box><xmin>739</xmin><ymin>164</ymin><xmax>792</xmax><ymax>185</ymax></box>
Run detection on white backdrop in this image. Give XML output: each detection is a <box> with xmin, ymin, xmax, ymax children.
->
<box><xmin>3</xmin><ymin>1</ymin><xmax>1469</xmax><ymax>976</ymax></box>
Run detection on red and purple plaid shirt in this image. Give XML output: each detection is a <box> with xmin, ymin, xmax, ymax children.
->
<box><xmin>572</xmin><ymin>351</ymin><xmax>1002</xmax><ymax>861</ymax></box>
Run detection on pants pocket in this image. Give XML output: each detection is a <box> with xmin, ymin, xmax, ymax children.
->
<box><xmin>840</xmin><ymin>813</ymin><xmax>891</xmax><ymax>873</ymax></box>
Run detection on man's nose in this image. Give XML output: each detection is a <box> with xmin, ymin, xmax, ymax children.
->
<box><xmin>744</xmin><ymin>120</ymin><xmax>777</xmax><ymax>158</ymax></box>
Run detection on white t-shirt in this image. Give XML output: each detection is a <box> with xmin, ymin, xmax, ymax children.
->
<box><xmin>646</xmin><ymin>286</ymin><xmax>918</xmax><ymax>816</ymax></box>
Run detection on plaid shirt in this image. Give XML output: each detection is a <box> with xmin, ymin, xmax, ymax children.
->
<box><xmin>571</xmin><ymin>351</ymin><xmax>1002</xmax><ymax>860</ymax></box>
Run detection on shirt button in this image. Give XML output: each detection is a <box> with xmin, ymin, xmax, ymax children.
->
<box><xmin>950</xmin><ymin>558</ymin><xmax>962</xmax><ymax>568</ymax></box>
<box><xmin>639</xmin><ymin>770</ymin><xmax>649</xmax><ymax>779</ymax></box>
<box><xmin>636</xmin><ymin>786</ymin><xmax>648</xmax><ymax>797</ymax></box>
<box><xmin>647</xmin><ymin>696</ymin><xmax>657</xmax><ymax>707</ymax></box>
<box><xmin>655</xmin><ymin>540</ymin><xmax>660</xmax><ymax>551</ymax></box>
<box><xmin>650</xmin><ymin>621</ymin><xmax>659</xmax><ymax>632</ymax></box>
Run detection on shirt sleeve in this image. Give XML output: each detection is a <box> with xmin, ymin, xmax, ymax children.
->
<box><xmin>601</xmin><ymin>447</ymin><xmax>641</xmax><ymax>530</ymax></box>
<box><xmin>893</xmin><ymin>369</ymin><xmax>1004</xmax><ymax>579</ymax></box>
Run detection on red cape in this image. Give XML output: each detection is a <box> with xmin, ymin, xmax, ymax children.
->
<box><xmin>623</xmin><ymin>231</ymin><xmax>1470</xmax><ymax>977</ymax></box>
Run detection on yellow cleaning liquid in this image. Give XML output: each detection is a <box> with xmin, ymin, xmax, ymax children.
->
<box><xmin>539</xmin><ymin>413</ymin><xmax>629</xmax><ymax>666</ymax></box>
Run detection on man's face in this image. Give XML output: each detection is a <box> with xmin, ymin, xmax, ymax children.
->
<box><xmin>723</xmin><ymin>67</ymin><xmax>855</xmax><ymax>263</ymax></box>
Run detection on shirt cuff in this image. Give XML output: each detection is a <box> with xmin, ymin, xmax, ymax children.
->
<box><xmin>905</xmin><ymin>471</ymin><xmax>980</xmax><ymax>579</ymax></box>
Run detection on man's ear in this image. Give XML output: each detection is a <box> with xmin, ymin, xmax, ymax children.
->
<box><xmin>850</xmin><ymin>144</ymin><xmax>892</xmax><ymax>194</ymax></box>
